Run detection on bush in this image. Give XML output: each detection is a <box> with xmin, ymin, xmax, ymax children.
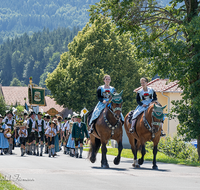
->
<box><xmin>146</xmin><ymin>135</ymin><xmax>199</xmax><ymax>162</ymax></box>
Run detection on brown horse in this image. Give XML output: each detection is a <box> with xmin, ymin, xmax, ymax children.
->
<box><xmin>124</xmin><ymin>101</ymin><xmax>166</xmax><ymax>169</ymax></box>
<box><xmin>88</xmin><ymin>91</ymin><xmax>123</xmax><ymax>168</ymax></box>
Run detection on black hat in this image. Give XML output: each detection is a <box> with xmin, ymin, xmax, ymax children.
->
<box><xmin>64</xmin><ymin>117</ymin><xmax>68</xmax><ymax>120</ymax></box>
<box><xmin>75</xmin><ymin>114</ymin><xmax>81</xmax><ymax>119</ymax></box>
<box><xmin>46</xmin><ymin>115</ymin><xmax>51</xmax><ymax>119</ymax></box>
<box><xmin>6</xmin><ymin>110</ymin><xmax>13</xmax><ymax>116</ymax></box>
<box><xmin>29</xmin><ymin>111</ymin><xmax>36</xmax><ymax>116</ymax></box>
<box><xmin>0</xmin><ymin>114</ymin><xmax>4</xmax><ymax>118</ymax></box>
<box><xmin>37</xmin><ymin>112</ymin><xmax>43</xmax><ymax>116</ymax></box>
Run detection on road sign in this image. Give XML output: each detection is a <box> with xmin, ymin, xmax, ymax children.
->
<box><xmin>81</xmin><ymin>107</ymin><xmax>88</xmax><ymax>115</ymax></box>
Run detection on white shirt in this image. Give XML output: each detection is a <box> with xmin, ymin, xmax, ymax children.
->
<box><xmin>37</xmin><ymin>119</ymin><xmax>46</xmax><ymax>132</ymax></box>
<box><xmin>5</xmin><ymin>118</ymin><xmax>16</xmax><ymax>129</ymax></box>
<box><xmin>27</xmin><ymin>118</ymin><xmax>36</xmax><ymax>132</ymax></box>
<box><xmin>45</xmin><ymin>127</ymin><xmax>56</xmax><ymax>137</ymax></box>
<box><xmin>62</xmin><ymin>121</ymin><xmax>70</xmax><ymax>131</ymax></box>
<box><xmin>45</xmin><ymin>121</ymin><xmax>50</xmax><ymax>130</ymax></box>
<box><xmin>18</xmin><ymin>129</ymin><xmax>28</xmax><ymax>138</ymax></box>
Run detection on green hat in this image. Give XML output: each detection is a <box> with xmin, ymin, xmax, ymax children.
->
<box><xmin>75</xmin><ymin>114</ymin><xmax>81</xmax><ymax>119</ymax></box>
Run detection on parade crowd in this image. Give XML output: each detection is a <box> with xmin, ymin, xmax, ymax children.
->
<box><xmin>0</xmin><ymin>110</ymin><xmax>89</xmax><ymax>158</ymax></box>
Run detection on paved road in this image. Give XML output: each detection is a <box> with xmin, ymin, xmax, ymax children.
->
<box><xmin>0</xmin><ymin>147</ymin><xmax>200</xmax><ymax>190</ymax></box>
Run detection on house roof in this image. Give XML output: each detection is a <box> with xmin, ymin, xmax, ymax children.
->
<box><xmin>134</xmin><ymin>78</ymin><xmax>183</xmax><ymax>93</ymax></box>
<box><xmin>1</xmin><ymin>86</ymin><xmax>29</xmax><ymax>106</ymax></box>
<box><xmin>0</xmin><ymin>86</ymin><xmax>65</xmax><ymax>113</ymax></box>
<box><xmin>39</xmin><ymin>96</ymin><xmax>64</xmax><ymax>113</ymax></box>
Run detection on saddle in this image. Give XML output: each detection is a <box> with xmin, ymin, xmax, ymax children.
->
<box><xmin>128</xmin><ymin>110</ymin><xmax>144</xmax><ymax>124</ymax></box>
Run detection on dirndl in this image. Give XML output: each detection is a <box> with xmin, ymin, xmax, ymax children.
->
<box><xmin>54</xmin><ymin>134</ymin><xmax>60</xmax><ymax>152</ymax></box>
<box><xmin>0</xmin><ymin>125</ymin><xmax>9</xmax><ymax>149</ymax></box>
<box><xmin>66</xmin><ymin>133</ymin><xmax>75</xmax><ymax>149</ymax></box>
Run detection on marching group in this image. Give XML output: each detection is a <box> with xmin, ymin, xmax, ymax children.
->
<box><xmin>0</xmin><ymin>110</ymin><xmax>89</xmax><ymax>158</ymax></box>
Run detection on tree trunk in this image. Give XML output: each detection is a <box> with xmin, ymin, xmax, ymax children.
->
<box><xmin>197</xmin><ymin>135</ymin><xmax>200</xmax><ymax>161</ymax></box>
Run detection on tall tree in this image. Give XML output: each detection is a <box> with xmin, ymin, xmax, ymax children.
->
<box><xmin>46</xmin><ymin>17</ymin><xmax>145</xmax><ymax>114</ymax></box>
<box><xmin>89</xmin><ymin>0</ymin><xmax>200</xmax><ymax>159</ymax></box>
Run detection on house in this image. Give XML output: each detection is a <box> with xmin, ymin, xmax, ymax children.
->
<box><xmin>134</xmin><ymin>78</ymin><xmax>183</xmax><ymax>136</ymax></box>
<box><xmin>0</xmin><ymin>85</ymin><xmax>72</xmax><ymax>118</ymax></box>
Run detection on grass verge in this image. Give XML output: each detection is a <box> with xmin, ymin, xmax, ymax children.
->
<box><xmin>0</xmin><ymin>174</ymin><xmax>23</xmax><ymax>190</ymax></box>
<box><xmin>84</xmin><ymin>147</ymin><xmax>200</xmax><ymax>167</ymax></box>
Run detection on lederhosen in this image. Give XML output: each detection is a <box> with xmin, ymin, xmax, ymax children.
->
<box><xmin>5</xmin><ymin>119</ymin><xmax>15</xmax><ymax>139</ymax></box>
<box><xmin>27</xmin><ymin>119</ymin><xmax>35</xmax><ymax>143</ymax></box>
<box><xmin>35</xmin><ymin>120</ymin><xmax>45</xmax><ymax>143</ymax></box>
<box><xmin>19</xmin><ymin>129</ymin><xmax>27</xmax><ymax>146</ymax></box>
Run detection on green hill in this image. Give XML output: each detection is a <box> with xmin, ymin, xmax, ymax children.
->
<box><xmin>0</xmin><ymin>0</ymin><xmax>99</xmax><ymax>42</ymax></box>
<box><xmin>0</xmin><ymin>26</ymin><xmax>79</xmax><ymax>87</ymax></box>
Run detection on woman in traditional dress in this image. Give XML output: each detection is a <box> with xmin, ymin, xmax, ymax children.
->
<box><xmin>89</xmin><ymin>75</ymin><xmax>124</xmax><ymax>133</ymax></box>
<box><xmin>0</xmin><ymin>114</ymin><xmax>9</xmax><ymax>155</ymax></box>
<box><xmin>129</xmin><ymin>77</ymin><xmax>165</xmax><ymax>136</ymax></box>
<box><xmin>53</xmin><ymin>119</ymin><xmax>60</xmax><ymax>154</ymax></box>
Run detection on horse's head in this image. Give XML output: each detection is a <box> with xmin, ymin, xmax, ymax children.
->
<box><xmin>109</xmin><ymin>90</ymin><xmax>123</xmax><ymax>120</ymax></box>
<box><xmin>152</xmin><ymin>103</ymin><xmax>167</xmax><ymax>121</ymax></box>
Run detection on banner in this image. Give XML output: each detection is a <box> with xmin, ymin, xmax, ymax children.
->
<box><xmin>28</xmin><ymin>85</ymin><xmax>45</xmax><ymax>106</ymax></box>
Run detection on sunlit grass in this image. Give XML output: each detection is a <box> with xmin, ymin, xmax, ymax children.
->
<box><xmin>0</xmin><ymin>174</ymin><xmax>23</xmax><ymax>190</ymax></box>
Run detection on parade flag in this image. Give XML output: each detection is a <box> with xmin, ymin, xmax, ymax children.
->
<box><xmin>28</xmin><ymin>84</ymin><xmax>45</xmax><ymax>106</ymax></box>
<box><xmin>25</xmin><ymin>102</ymin><xmax>29</xmax><ymax>111</ymax></box>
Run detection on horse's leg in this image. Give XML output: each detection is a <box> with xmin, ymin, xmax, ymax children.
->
<box><xmin>113</xmin><ymin>138</ymin><xmax>123</xmax><ymax>165</ymax></box>
<box><xmin>138</xmin><ymin>144</ymin><xmax>145</xmax><ymax>165</ymax></box>
<box><xmin>101</xmin><ymin>141</ymin><xmax>109</xmax><ymax>168</ymax></box>
<box><xmin>132</xmin><ymin>139</ymin><xmax>140</xmax><ymax>168</ymax></box>
<box><xmin>89</xmin><ymin>135</ymin><xmax>101</xmax><ymax>163</ymax></box>
<box><xmin>152</xmin><ymin>145</ymin><xmax>158</xmax><ymax>170</ymax></box>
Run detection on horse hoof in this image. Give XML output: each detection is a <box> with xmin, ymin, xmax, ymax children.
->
<box><xmin>90</xmin><ymin>157</ymin><xmax>96</xmax><ymax>163</ymax></box>
<box><xmin>101</xmin><ymin>164</ymin><xmax>109</xmax><ymax>168</ymax></box>
<box><xmin>138</xmin><ymin>159</ymin><xmax>143</xmax><ymax>165</ymax></box>
<box><xmin>114</xmin><ymin>157</ymin><xmax>120</xmax><ymax>165</ymax></box>
<box><xmin>132</xmin><ymin>164</ymin><xmax>140</xmax><ymax>168</ymax></box>
<box><xmin>152</xmin><ymin>165</ymin><xmax>158</xmax><ymax>170</ymax></box>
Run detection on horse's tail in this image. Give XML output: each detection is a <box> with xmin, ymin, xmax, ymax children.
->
<box><xmin>88</xmin><ymin>137</ymin><xmax>101</xmax><ymax>161</ymax></box>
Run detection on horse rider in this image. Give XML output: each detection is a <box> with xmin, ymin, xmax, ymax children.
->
<box><xmin>129</xmin><ymin>77</ymin><xmax>166</xmax><ymax>136</ymax></box>
<box><xmin>89</xmin><ymin>74</ymin><xmax>124</xmax><ymax>134</ymax></box>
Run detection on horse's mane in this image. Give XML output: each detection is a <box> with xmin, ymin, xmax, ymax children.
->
<box><xmin>149</xmin><ymin>101</ymin><xmax>162</xmax><ymax>107</ymax></box>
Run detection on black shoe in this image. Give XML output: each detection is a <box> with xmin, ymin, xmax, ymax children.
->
<box><xmin>75</xmin><ymin>153</ymin><xmax>79</xmax><ymax>158</ymax></box>
<box><xmin>36</xmin><ymin>152</ymin><xmax>39</xmax><ymax>156</ymax></box>
<box><xmin>64</xmin><ymin>151</ymin><xmax>66</xmax><ymax>154</ymax></box>
<box><xmin>9</xmin><ymin>151</ymin><xmax>13</xmax><ymax>155</ymax></box>
<box><xmin>129</xmin><ymin>128</ymin><xmax>134</xmax><ymax>133</ymax></box>
<box><xmin>79</xmin><ymin>155</ymin><xmax>82</xmax><ymax>158</ymax></box>
<box><xmin>40</xmin><ymin>153</ymin><xmax>42</xmax><ymax>156</ymax></box>
<box><xmin>21</xmin><ymin>152</ymin><xmax>23</xmax><ymax>156</ymax></box>
<box><xmin>49</xmin><ymin>154</ymin><xmax>51</xmax><ymax>157</ymax></box>
<box><xmin>1</xmin><ymin>152</ymin><xmax>3</xmax><ymax>155</ymax></box>
<box><xmin>71</xmin><ymin>154</ymin><xmax>74</xmax><ymax>157</ymax></box>
<box><xmin>160</xmin><ymin>131</ymin><xmax>166</xmax><ymax>137</ymax></box>
<box><xmin>53</xmin><ymin>154</ymin><xmax>56</xmax><ymax>157</ymax></box>
<box><xmin>33</xmin><ymin>152</ymin><xmax>36</xmax><ymax>155</ymax></box>
<box><xmin>89</xmin><ymin>128</ymin><xmax>93</xmax><ymax>134</ymax></box>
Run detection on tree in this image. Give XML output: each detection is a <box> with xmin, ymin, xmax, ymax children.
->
<box><xmin>46</xmin><ymin>17</ymin><xmax>145</xmax><ymax>114</ymax></box>
<box><xmin>10</xmin><ymin>78</ymin><xmax>21</xmax><ymax>86</ymax></box>
<box><xmin>89</xmin><ymin>0</ymin><xmax>200</xmax><ymax>159</ymax></box>
<box><xmin>0</xmin><ymin>96</ymin><xmax>7</xmax><ymax>116</ymax></box>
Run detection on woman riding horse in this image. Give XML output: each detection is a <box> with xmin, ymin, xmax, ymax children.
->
<box><xmin>89</xmin><ymin>75</ymin><xmax>124</xmax><ymax>134</ymax></box>
<box><xmin>125</xmin><ymin>77</ymin><xmax>166</xmax><ymax>169</ymax></box>
<box><xmin>88</xmin><ymin>74</ymin><xmax>124</xmax><ymax>168</ymax></box>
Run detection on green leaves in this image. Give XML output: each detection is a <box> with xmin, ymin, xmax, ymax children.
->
<box><xmin>46</xmin><ymin>17</ymin><xmax>145</xmax><ymax>113</ymax></box>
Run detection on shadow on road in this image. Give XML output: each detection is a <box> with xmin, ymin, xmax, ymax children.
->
<box><xmin>130</xmin><ymin>167</ymin><xmax>170</xmax><ymax>172</ymax></box>
<box><xmin>91</xmin><ymin>166</ymin><xmax>127</xmax><ymax>171</ymax></box>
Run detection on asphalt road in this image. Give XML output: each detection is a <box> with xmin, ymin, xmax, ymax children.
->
<box><xmin>0</xmin><ymin>147</ymin><xmax>200</xmax><ymax>190</ymax></box>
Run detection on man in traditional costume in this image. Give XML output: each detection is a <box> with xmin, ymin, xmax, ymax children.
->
<box><xmin>72</xmin><ymin>115</ymin><xmax>89</xmax><ymax>158</ymax></box>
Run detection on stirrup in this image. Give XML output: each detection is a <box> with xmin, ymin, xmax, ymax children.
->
<box><xmin>129</xmin><ymin>128</ymin><xmax>134</xmax><ymax>133</ymax></box>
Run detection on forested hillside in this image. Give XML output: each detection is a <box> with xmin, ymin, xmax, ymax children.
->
<box><xmin>0</xmin><ymin>26</ymin><xmax>79</xmax><ymax>87</ymax></box>
<box><xmin>0</xmin><ymin>0</ymin><xmax>99</xmax><ymax>42</ymax></box>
